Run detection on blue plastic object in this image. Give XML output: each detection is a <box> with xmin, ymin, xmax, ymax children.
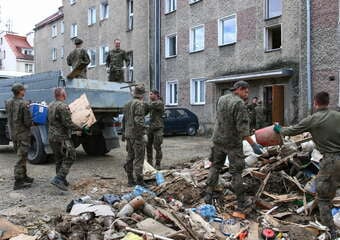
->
<box><xmin>29</xmin><ymin>103</ymin><xmax>48</xmax><ymax>125</ymax></box>
<box><xmin>155</xmin><ymin>172</ymin><xmax>165</xmax><ymax>185</ymax></box>
<box><xmin>332</xmin><ymin>208</ymin><xmax>340</xmax><ymax>216</ymax></box>
<box><xmin>133</xmin><ymin>185</ymin><xmax>155</xmax><ymax>197</ymax></box>
<box><xmin>121</xmin><ymin>192</ymin><xmax>135</xmax><ymax>201</ymax></box>
<box><xmin>194</xmin><ymin>204</ymin><xmax>217</xmax><ymax>219</ymax></box>
<box><xmin>101</xmin><ymin>194</ymin><xmax>120</xmax><ymax>205</ymax></box>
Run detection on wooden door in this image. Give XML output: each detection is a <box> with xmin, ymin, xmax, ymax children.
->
<box><xmin>272</xmin><ymin>85</ymin><xmax>284</xmax><ymax>125</ymax></box>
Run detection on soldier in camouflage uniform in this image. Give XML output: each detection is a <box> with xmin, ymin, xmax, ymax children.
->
<box><xmin>275</xmin><ymin>91</ymin><xmax>340</xmax><ymax>238</ymax></box>
<box><xmin>122</xmin><ymin>84</ymin><xmax>147</xmax><ymax>186</ymax></box>
<box><xmin>255</xmin><ymin>100</ymin><xmax>267</xmax><ymax>129</ymax></box>
<box><xmin>205</xmin><ymin>81</ymin><xmax>263</xmax><ymax>210</ymax></box>
<box><xmin>247</xmin><ymin>97</ymin><xmax>258</xmax><ymax>131</ymax></box>
<box><xmin>66</xmin><ymin>38</ymin><xmax>90</xmax><ymax>79</ymax></box>
<box><xmin>106</xmin><ymin>39</ymin><xmax>130</xmax><ymax>82</ymax></box>
<box><xmin>48</xmin><ymin>88</ymin><xmax>84</xmax><ymax>191</ymax></box>
<box><xmin>5</xmin><ymin>83</ymin><xmax>34</xmax><ymax>190</ymax></box>
<box><xmin>145</xmin><ymin>89</ymin><xmax>165</xmax><ymax>170</ymax></box>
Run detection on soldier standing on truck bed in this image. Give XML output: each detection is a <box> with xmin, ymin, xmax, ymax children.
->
<box><xmin>205</xmin><ymin>81</ymin><xmax>263</xmax><ymax>212</ymax></box>
<box><xmin>106</xmin><ymin>39</ymin><xmax>130</xmax><ymax>82</ymax></box>
<box><xmin>48</xmin><ymin>88</ymin><xmax>87</xmax><ymax>191</ymax></box>
<box><xmin>66</xmin><ymin>38</ymin><xmax>90</xmax><ymax>79</ymax></box>
<box><xmin>145</xmin><ymin>89</ymin><xmax>165</xmax><ymax>170</ymax></box>
<box><xmin>274</xmin><ymin>91</ymin><xmax>340</xmax><ymax>239</ymax></box>
<box><xmin>122</xmin><ymin>84</ymin><xmax>147</xmax><ymax>186</ymax></box>
<box><xmin>5</xmin><ymin>83</ymin><xmax>34</xmax><ymax>190</ymax></box>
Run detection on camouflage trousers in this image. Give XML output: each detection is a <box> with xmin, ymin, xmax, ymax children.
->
<box><xmin>146</xmin><ymin>129</ymin><xmax>163</xmax><ymax>166</ymax></box>
<box><xmin>125</xmin><ymin>138</ymin><xmax>145</xmax><ymax>178</ymax></box>
<box><xmin>315</xmin><ymin>153</ymin><xmax>340</xmax><ymax>231</ymax></box>
<box><xmin>13</xmin><ymin>140</ymin><xmax>30</xmax><ymax>180</ymax></box>
<box><xmin>108</xmin><ymin>69</ymin><xmax>124</xmax><ymax>82</ymax></box>
<box><xmin>206</xmin><ymin>143</ymin><xmax>246</xmax><ymax>203</ymax></box>
<box><xmin>50</xmin><ymin>140</ymin><xmax>76</xmax><ymax>179</ymax></box>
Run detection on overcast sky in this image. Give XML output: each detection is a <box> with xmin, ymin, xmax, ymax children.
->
<box><xmin>0</xmin><ymin>0</ymin><xmax>62</xmax><ymax>34</ymax></box>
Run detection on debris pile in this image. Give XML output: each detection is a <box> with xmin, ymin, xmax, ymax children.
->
<box><xmin>2</xmin><ymin>134</ymin><xmax>340</xmax><ymax>239</ymax></box>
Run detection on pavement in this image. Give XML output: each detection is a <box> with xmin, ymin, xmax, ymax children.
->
<box><xmin>0</xmin><ymin>136</ymin><xmax>210</xmax><ymax>216</ymax></box>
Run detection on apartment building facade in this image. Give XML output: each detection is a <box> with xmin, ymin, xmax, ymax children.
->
<box><xmin>0</xmin><ymin>32</ymin><xmax>34</xmax><ymax>74</ymax></box>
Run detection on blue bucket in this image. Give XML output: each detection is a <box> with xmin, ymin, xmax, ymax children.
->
<box><xmin>29</xmin><ymin>103</ymin><xmax>48</xmax><ymax>125</ymax></box>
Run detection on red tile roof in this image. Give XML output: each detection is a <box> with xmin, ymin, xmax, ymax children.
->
<box><xmin>4</xmin><ymin>34</ymin><xmax>34</xmax><ymax>61</ymax></box>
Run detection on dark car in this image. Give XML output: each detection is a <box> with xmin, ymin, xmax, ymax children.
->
<box><xmin>163</xmin><ymin>108</ymin><xmax>199</xmax><ymax>136</ymax></box>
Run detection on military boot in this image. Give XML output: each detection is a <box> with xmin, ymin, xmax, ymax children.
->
<box><xmin>155</xmin><ymin>160</ymin><xmax>161</xmax><ymax>170</ymax></box>
<box><xmin>204</xmin><ymin>187</ymin><xmax>214</xmax><ymax>204</ymax></box>
<box><xmin>14</xmin><ymin>179</ymin><xmax>32</xmax><ymax>190</ymax></box>
<box><xmin>23</xmin><ymin>176</ymin><xmax>34</xmax><ymax>184</ymax></box>
<box><xmin>127</xmin><ymin>173</ymin><xmax>136</xmax><ymax>187</ymax></box>
<box><xmin>136</xmin><ymin>176</ymin><xmax>147</xmax><ymax>187</ymax></box>
<box><xmin>50</xmin><ymin>176</ymin><xmax>68</xmax><ymax>191</ymax></box>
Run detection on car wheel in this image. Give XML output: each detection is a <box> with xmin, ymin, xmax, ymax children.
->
<box><xmin>187</xmin><ymin>125</ymin><xmax>197</xmax><ymax>136</ymax></box>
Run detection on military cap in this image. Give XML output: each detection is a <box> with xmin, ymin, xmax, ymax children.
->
<box><xmin>133</xmin><ymin>84</ymin><xmax>146</xmax><ymax>98</ymax></box>
<box><xmin>74</xmin><ymin>38</ymin><xmax>83</xmax><ymax>45</ymax></box>
<box><xmin>230</xmin><ymin>80</ymin><xmax>249</xmax><ymax>91</ymax></box>
<box><xmin>11</xmin><ymin>83</ymin><xmax>25</xmax><ymax>94</ymax></box>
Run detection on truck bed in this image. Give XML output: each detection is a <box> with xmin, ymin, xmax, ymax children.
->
<box><xmin>0</xmin><ymin>71</ymin><xmax>131</xmax><ymax>113</ymax></box>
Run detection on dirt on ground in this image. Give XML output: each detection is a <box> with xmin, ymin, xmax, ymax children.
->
<box><xmin>0</xmin><ymin>136</ymin><xmax>210</xmax><ymax>220</ymax></box>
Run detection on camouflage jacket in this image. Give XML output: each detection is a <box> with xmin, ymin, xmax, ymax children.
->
<box><xmin>123</xmin><ymin>98</ymin><xmax>146</xmax><ymax>139</ymax></box>
<box><xmin>48</xmin><ymin>100</ymin><xmax>81</xmax><ymax>142</ymax></box>
<box><xmin>282</xmin><ymin>108</ymin><xmax>340</xmax><ymax>154</ymax></box>
<box><xmin>66</xmin><ymin>48</ymin><xmax>90</xmax><ymax>77</ymax></box>
<box><xmin>106</xmin><ymin>49</ymin><xmax>130</xmax><ymax>70</ymax></box>
<box><xmin>145</xmin><ymin>100</ymin><xmax>165</xmax><ymax>131</ymax></box>
<box><xmin>5</xmin><ymin>97</ymin><xmax>32</xmax><ymax>142</ymax></box>
<box><xmin>212</xmin><ymin>93</ymin><xmax>250</xmax><ymax>146</ymax></box>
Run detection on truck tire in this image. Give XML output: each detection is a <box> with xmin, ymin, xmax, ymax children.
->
<box><xmin>82</xmin><ymin>135</ymin><xmax>110</xmax><ymax>156</ymax></box>
<box><xmin>28</xmin><ymin>126</ymin><xmax>47</xmax><ymax>164</ymax></box>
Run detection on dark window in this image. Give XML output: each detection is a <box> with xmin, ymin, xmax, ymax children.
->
<box><xmin>266</xmin><ymin>25</ymin><xmax>281</xmax><ymax>50</ymax></box>
<box><xmin>176</xmin><ymin>109</ymin><xmax>189</xmax><ymax>118</ymax></box>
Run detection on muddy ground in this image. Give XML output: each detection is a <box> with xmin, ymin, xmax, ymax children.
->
<box><xmin>0</xmin><ymin>136</ymin><xmax>210</xmax><ymax>218</ymax></box>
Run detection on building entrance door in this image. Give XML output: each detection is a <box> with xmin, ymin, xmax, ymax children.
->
<box><xmin>264</xmin><ymin>85</ymin><xmax>284</xmax><ymax>125</ymax></box>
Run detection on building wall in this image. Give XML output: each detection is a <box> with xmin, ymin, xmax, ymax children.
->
<box><xmin>16</xmin><ymin>60</ymin><xmax>34</xmax><ymax>73</ymax></box>
<box><xmin>35</xmin><ymin>18</ymin><xmax>65</xmax><ymax>74</ymax></box>
<box><xmin>0</xmin><ymin>34</ymin><xmax>18</xmax><ymax>71</ymax></box>
<box><xmin>60</xmin><ymin>0</ymin><xmax>150</xmax><ymax>86</ymax></box>
<box><xmin>311</xmin><ymin>0</ymin><xmax>340</xmax><ymax>108</ymax></box>
<box><xmin>160</xmin><ymin>0</ymin><xmax>304</xmax><ymax>132</ymax></box>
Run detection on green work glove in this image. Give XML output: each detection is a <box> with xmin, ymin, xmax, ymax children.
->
<box><xmin>82</xmin><ymin>126</ymin><xmax>90</xmax><ymax>135</ymax></box>
<box><xmin>273</xmin><ymin>123</ymin><xmax>282</xmax><ymax>134</ymax></box>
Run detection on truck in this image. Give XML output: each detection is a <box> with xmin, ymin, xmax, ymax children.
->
<box><xmin>0</xmin><ymin>71</ymin><xmax>131</xmax><ymax>164</ymax></box>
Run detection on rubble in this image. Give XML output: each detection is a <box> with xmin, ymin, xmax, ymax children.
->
<box><xmin>3</xmin><ymin>134</ymin><xmax>340</xmax><ymax>240</ymax></box>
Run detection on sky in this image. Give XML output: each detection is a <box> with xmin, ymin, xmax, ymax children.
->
<box><xmin>0</xmin><ymin>0</ymin><xmax>62</xmax><ymax>34</ymax></box>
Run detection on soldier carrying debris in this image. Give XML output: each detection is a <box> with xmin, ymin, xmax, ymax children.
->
<box><xmin>106</xmin><ymin>39</ymin><xmax>130</xmax><ymax>82</ymax></box>
<box><xmin>274</xmin><ymin>91</ymin><xmax>340</xmax><ymax>239</ymax></box>
<box><xmin>205</xmin><ymin>81</ymin><xmax>263</xmax><ymax>211</ymax></box>
<box><xmin>67</xmin><ymin>38</ymin><xmax>90</xmax><ymax>79</ymax></box>
<box><xmin>5</xmin><ymin>83</ymin><xmax>34</xmax><ymax>190</ymax></box>
<box><xmin>48</xmin><ymin>88</ymin><xmax>88</xmax><ymax>191</ymax></box>
<box><xmin>122</xmin><ymin>84</ymin><xmax>147</xmax><ymax>186</ymax></box>
<box><xmin>145</xmin><ymin>89</ymin><xmax>165</xmax><ymax>170</ymax></box>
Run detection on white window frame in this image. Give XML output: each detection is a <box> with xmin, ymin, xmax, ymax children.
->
<box><xmin>218</xmin><ymin>14</ymin><xmax>237</xmax><ymax>46</ymax></box>
<box><xmin>127</xmin><ymin>0</ymin><xmax>134</xmax><ymax>31</ymax></box>
<box><xmin>127</xmin><ymin>51</ymin><xmax>134</xmax><ymax>82</ymax></box>
<box><xmin>190</xmin><ymin>78</ymin><xmax>206</xmax><ymax>105</ymax></box>
<box><xmin>69</xmin><ymin>0</ymin><xmax>76</xmax><ymax>5</ymax></box>
<box><xmin>87</xmin><ymin>49</ymin><xmax>96</xmax><ymax>68</ymax></box>
<box><xmin>60</xmin><ymin>46</ymin><xmax>64</xmax><ymax>59</ymax></box>
<box><xmin>52</xmin><ymin>48</ymin><xmax>57</xmax><ymax>61</ymax></box>
<box><xmin>264</xmin><ymin>23</ymin><xmax>282</xmax><ymax>51</ymax></box>
<box><xmin>51</xmin><ymin>24</ymin><xmax>57</xmax><ymax>38</ymax></box>
<box><xmin>70</xmin><ymin>23</ymin><xmax>78</xmax><ymax>38</ymax></box>
<box><xmin>166</xmin><ymin>80</ymin><xmax>179</xmax><ymax>106</ymax></box>
<box><xmin>100</xmin><ymin>2</ymin><xmax>109</xmax><ymax>20</ymax></box>
<box><xmin>25</xmin><ymin>63</ymin><xmax>33</xmax><ymax>73</ymax></box>
<box><xmin>165</xmin><ymin>33</ymin><xmax>177</xmax><ymax>58</ymax></box>
<box><xmin>190</xmin><ymin>25</ymin><xmax>205</xmax><ymax>52</ymax></box>
<box><xmin>189</xmin><ymin>0</ymin><xmax>202</xmax><ymax>4</ymax></box>
<box><xmin>88</xmin><ymin>7</ymin><xmax>97</xmax><ymax>26</ymax></box>
<box><xmin>165</xmin><ymin>0</ymin><xmax>176</xmax><ymax>14</ymax></box>
<box><xmin>265</xmin><ymin>0</ymin><xmax>282</xmax><ymax>19</ymax></box>
<box><xmin>60</xmin><ymin>21</ymin><xmax>64</xmax><ymax>34</ymax></box>
<box><xmin>99</xmin><ymin>46</ymin><xmax>109</xmax><ymax>65</ymax></box>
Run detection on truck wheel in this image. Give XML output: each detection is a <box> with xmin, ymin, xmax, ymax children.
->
<box><xmin>28</xmin><ymin>126</ymin><xmax>47</xmax><ymax>164</ymax></box>
<box><xmin>82</xmin><ymin>135</ymin><xmax>110</xmax><ymax>156</ymax></box>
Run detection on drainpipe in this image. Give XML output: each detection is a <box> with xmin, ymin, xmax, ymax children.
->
<box><xmin>154</xmin><ymin>0</ymin><xmax>161</xmax><ymax>91</ymax></box>
<box><xmin>306</xmin><ymin>0</ymin><xmax>312</xmax><ymax>114</ymax></box>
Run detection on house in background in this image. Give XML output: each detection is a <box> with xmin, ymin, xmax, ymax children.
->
<box><xmin>0</xmin><ymin>31</ymin><xmax>34</xmax><ymax>74</ymax></box>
